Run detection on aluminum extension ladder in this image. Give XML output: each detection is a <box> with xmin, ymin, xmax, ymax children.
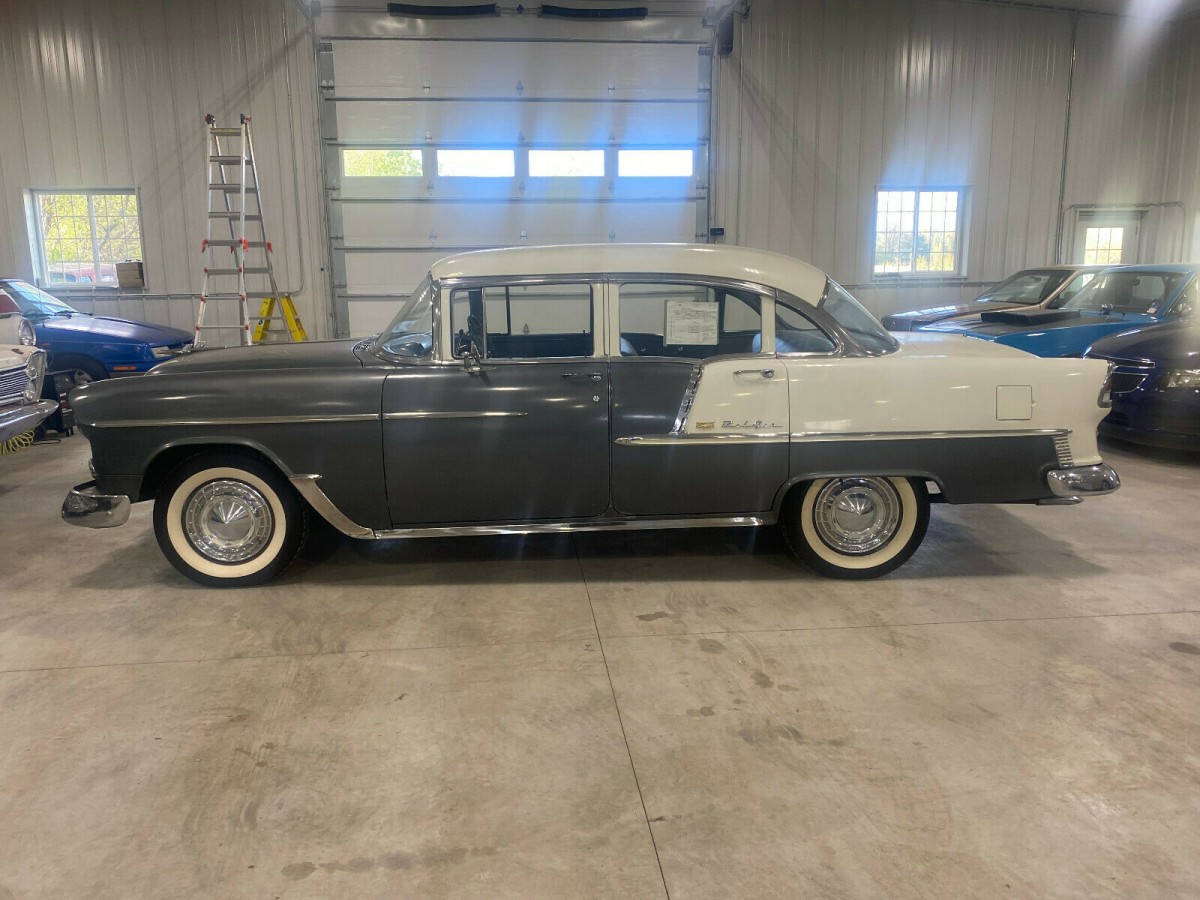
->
<box><xmin>194</xmin><ymin>113</ymin><xmax>307</xmax><ymax>347</ymax></box>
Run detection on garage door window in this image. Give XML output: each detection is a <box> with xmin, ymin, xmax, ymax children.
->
<box><xmin>29</xmin><ymin>190</ymin><xmax>143</xmax><ymax>286</ymax></box>
<box><xmin>619</xmin><ymin>283</ymin><xmax>762</xmax><ymax>359</ymax></box>
<box><xmin>343</xmin><ymin>148</ymin><xmax>423</xmax><ymax>177</ymax></box>
<box><xmin>451</xmin><ymin>283</ymin><xmax>593</xmax><ymax>359</ymax></box>
<box><xmin>617</xmin><ymin>150</ymin><xmax>693</xmax><ymax>178</ymax></box>
<box><xmin>436</xmin><ymin>150</ymin><xmax>515</xmax><ymax>178</ymax></box>
<box><xmin>529</xmin><ymin>150</ymin><xmax>605</xmax><ymax>177</ymax></box>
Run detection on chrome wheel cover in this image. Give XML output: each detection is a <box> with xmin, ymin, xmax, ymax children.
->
<box><xmin>183</xmin><ymin>479</ymin><xmax>274</xmax><ymax>563</ymax></box>
<box><xmin>812</xmin><ymin>477</ymin><xmax>902</xmax><ymax>555</ymax></box>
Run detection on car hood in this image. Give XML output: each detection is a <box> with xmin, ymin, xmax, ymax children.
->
<box><xmin>149</xmin><ymin>339</ymin><xmax>366</xmax><ymax>374</ymax></box>
<box><xmin>926</xmin><ymin>308</ymin><xmax>1154</xmax><ymax>338</ymax></box>
<box><xmin>1086</xmin><ymin>319</ymin><xmax>1200</xmax><ymax>367</ymax></box>
<box><xmin>883</xmin><ymin>301</ymin><xmax>1024</xmax><ymax>330</ymax></box>
<box><xmin>38</xmin><ymin>314</ymin><xmax>193</xmax><ymax>346</ymax></box>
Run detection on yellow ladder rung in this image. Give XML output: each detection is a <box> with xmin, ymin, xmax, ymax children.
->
<box><xmin>252</xmin><ymin>295</ymin><xmax>308</xmax><ymax>344</ymax></box>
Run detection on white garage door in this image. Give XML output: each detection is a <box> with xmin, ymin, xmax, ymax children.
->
<box><xmin>315</xmin><ymin>7</ymin><xmax>712</xmax><ymax>337</ymax></box>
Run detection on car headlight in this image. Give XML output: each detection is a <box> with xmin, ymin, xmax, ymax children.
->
<box><xmin>18</xmin><ymin>318</ymin><xmax>35</xmax><ymax>346</ymax></box>
<box><xmin>1164</xmin><ymin>368</ymin><xmax>1200</xmax><ymax>389</ymax></box>
<box><xmin>23</xmin><ymin>351</ymin><xmax>46</xmax><ymax>402</ymax></box>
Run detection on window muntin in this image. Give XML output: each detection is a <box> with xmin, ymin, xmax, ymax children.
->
<box><xmin>529</xmin><ymin>150</ymin><xmax>605</xmax><ymax>177</ymax></box>
<box><xmin>32</xmin><ymin>190</ymin><xmax>142</xmax><ymax>286</ymax></box>
<box><xmin>2</xmin><ymin>280</ymin><xmax>78</xmax><ymax>318</ymax></box>
<box><xmin>436</xmin><ymin>150</ymin><xmax>515</xmax><ymax>178</ymax></box>
<box><xmin>976</xmin><ymin>269</ymin><xmax>1069</xmax><ymax>306</ymax></box>
<box><xmin>618</xmin><ymin>283</ymin><xmax>763</xmax><ymax>359</ymax></box>
<box><xmin>343</xmin><ymin>148</ymin><xmax>423</xmax><ymax>177</ymax></box>
<box><xmin>874</xmin><ymin>189</ymin><xmax>961</xmax><ymax>275</ymax></box>
<box><xmin>450</xmin><ymin>283</ymin><xmax>593</xmax><ymax>360</ymax></box>
<box><xmin>617</xmin><ymin>149</ymin><xmax>693</xmax><ymax>178</ymax></box>
<box><xmin>1061</xmin><ymin>270</ymin><xmax>1185</xmax><ymax>315</ymax></box>
<box><xmin>1084</xmin><ymin>227</ymin><xmax>1124</xmax><ymax>265</ymax></box>
<box><xmin>819</xmin><ymin>280</ymin><xmax>898</xmax><ymax>353</ymax></box>
<box><xmin>372</xmin><ymin>275</ymin><xmax>434</xmax><ymax>359</ymax></box>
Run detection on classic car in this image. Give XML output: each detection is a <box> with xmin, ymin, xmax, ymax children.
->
<box><xmin>922</xmin><ymin>264</ymin><xmax>1198</xmax><ymax>357</ymax></box>
<box><xmin>882</xmin><ymin>265</ymin><xmax>1104</xmax><ymax>332</ymax></box>
<box><xmin>0</xmin><ymin>341</ymin><xmax>56</xmax><ymax>446</ymax></box>
<box><xmin>62</xmin><ymin>244</ymin><xmax>1120</xmax><ymax>587</ymax></box>
<box><xmin>1085</xmin><ymin>318</ymin><xmax>1200</xmax><ymax>450</ymax></box>
<box><xmin>0</xmin><ymin>279</ymin><xmax>193</xmax><ymax>385</ymax></box>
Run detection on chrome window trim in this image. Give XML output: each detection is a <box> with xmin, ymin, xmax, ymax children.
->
<box><xmin>813</xmin><ymin>279</ymin><xmax>900</xmax><ymax>357</ymax></box>
<box><xmin>443</xmin><ymin>277</ymin><xmax>604</xmax><ymax>362</ymax></box>
<box><xmin>772</xmin><ymin>289</ymin><xmax>844</xmax><ymax>358</ymax></box>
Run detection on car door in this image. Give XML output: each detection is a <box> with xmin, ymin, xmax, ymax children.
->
<box><xmin>609</xmin><ymin>280</ymin><xmax>791</xmax><ymax>516</ymax></box>
<box><xmin>381</xmin><ymin>280</ymin><xmax>609</xmax><ymax>526</ymax></box>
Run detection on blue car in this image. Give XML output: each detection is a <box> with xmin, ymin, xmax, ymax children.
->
<box><xmin>922</xmin><ymin>265</ymin><xmax>1198</xmax><ymax>357</ymax></box>
<box><xmin>1085</xmin><ymin>318</ymin><xmax>1200</xmax><ymax>450</ymax></box>
<box><xmin>0</xmin><ymin>279</ymin><xmax>193</xmax><ymax>385</ymax></box>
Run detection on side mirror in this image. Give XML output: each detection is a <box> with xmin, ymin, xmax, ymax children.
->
<box><xmin>1175</xmin><ymin>300</ymin><xmax>1194</xmax><ymax>319</ymax></box>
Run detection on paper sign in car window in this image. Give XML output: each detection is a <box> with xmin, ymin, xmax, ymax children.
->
<box><xmin>665</xmin><ymin>299</ymin><xmax>719</xmax><ymax>345</ymax></box>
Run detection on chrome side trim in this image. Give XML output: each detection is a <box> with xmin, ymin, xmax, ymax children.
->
<box><xmin>1047</xmin><ymin>464</ymin><xmax>1120</xmax><ymax>498</ymax></box>
<box><xmin>671</xmin><ymin>364</ymin><xmax>703</xmax><ymax>434</ymax></box>
<box><xmin>289</xmin><ymin>475</ymin><xmax>374</xmax><ymax>537</ymax></box>
<box><xmin>61</xmin><ymin>481</ymin><xmax>131</xmax><ymax>529</ymax></box>
<box><xmin>616</xmin><ymin>433</ymin><xmax>790</xmax><ymax>446</ymax></box>
<box><xmin>789</xmin><ymin>428</ymin><xmax>1070</xmax><ymax>442</ymax></box>
<box><xmin>90</xmin><ymin>413</ymin><xmax>381</xmax><ymax>428</ymax></box>
<box><xmin>289</xmin><ymin>473</ymin><xmax>772</xmax><ymax>538</ymax></box>
<box><xmin>371</xmin><ymin>516</ymin><xmax>770</xmax><ymax>539</ymax></box>
<box><xmin>383</xmin><ymin>410</ymin><xmax>528</xmax><ymax>420</ymax></box>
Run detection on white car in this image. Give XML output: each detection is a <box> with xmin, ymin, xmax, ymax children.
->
<box><xmin>64</xmin><ymin>244</ymin><xmax>1119</xmax><ymax>585</ymax></box>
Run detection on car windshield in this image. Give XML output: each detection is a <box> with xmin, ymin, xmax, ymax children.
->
<box><xmin>371</xmin><ymin>275</ymin><xmax>435</xmax><ymax>359</ymax></box>
<box><xmin>3</xmin><ymin>281</ymin><xmax>79</xmax><ymax>317</ymax></box>
<box><xmin>975</xmin><ymin>270</ymin><xmax>1068</xmax><ymax>305</ymax></box>
<box><xmin>1059</xmin><ymin>270</ymin><xmax>1185</xmax><ymax>315</ymax></box>
<box><xmin>819</xmin><ymin>280</ymin><xmax>898</xmax><ymax>353</ymax></box>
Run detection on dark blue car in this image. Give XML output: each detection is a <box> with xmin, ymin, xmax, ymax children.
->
<box><xmin>0</xmin><ymin>279</ymin><xmax>193</xmax><ymax>385</ymax></box>
<box><xmin>1085</xmin><ymin>318</ymin><xmax>1200</xmax><ymax>450</ymax></box>
<box><xmin>923</xmin><ymin>265</ymin><xmax>1198</xmax><ymax>357</ymax></box>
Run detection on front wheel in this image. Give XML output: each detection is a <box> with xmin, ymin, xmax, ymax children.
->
<box><xmin>153</xmin><ymin>453</ymin><xmax>306</xmax><ymax>587</ymax></box>
<box><xmin>783</xmin><ymin>476</ymin><xmax>929</xmax><ymax>579</ymax></box>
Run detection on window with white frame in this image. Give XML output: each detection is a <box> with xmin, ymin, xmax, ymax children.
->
<box><xmin>1083</xmin><ymin>226</ymin><xmax>1124</xmax><ymax>265</ymax></box>
<box><xmin>30</xmin><ymin>190</ymin><xmax>143</xmax><ymax>286</ymax></box>
<box><xmin>874</xmin><ymin>189</ymin><xmax>962</xmax><ymax>275</ymax></box>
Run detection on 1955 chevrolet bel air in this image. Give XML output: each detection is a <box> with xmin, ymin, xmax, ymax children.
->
<box><xmin>62</xmin><ymin>244</ymin><xmax>1120</xmax><ymax>586</ymax></box>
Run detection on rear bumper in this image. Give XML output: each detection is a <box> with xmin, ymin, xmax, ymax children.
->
<box><xmin>61</xmin><ymin>480</ymin><xmax>131</xmax><ymax>528</ymax></box>
<box><xmin>0</xmin><ymin>399</ymin><xmax>58</xmax><ymax>443</ymax></box>
<box><xmin>1047</xmin><ymin>464</ymin><xmax>1121</xmax><ymax>499</ymax></box>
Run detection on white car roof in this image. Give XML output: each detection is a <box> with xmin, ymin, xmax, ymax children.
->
<box><xmin>429</xmin><ymin>243</ymin><xmax>831</xmax><ymax>302</ymax></box>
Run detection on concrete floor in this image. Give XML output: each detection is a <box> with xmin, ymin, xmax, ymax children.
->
<box><xmin>1</xmin><ymin>435</ymin><xmax>1198</xmax><ymax>900</ymax></box>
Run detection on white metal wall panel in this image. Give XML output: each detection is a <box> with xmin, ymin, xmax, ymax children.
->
<box><xmin>0</xmin><ymin>0</ymin><xmax>330</xmax><ymax>342</ymax></box>
<box><xmin>712</xmin><ymin>0</ymin><xmax>1198</xmax><ymax>320</ymax></box>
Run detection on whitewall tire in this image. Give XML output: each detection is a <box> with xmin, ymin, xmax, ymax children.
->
<box><xmin>783</xmin><ymin>476</ymin><xmax>929</xmax><ymax>579</ymax></box>
<box><xmin>153</xmin><ymin>453</ymin><xmax>305</xmax><ymax>587</ymax></box>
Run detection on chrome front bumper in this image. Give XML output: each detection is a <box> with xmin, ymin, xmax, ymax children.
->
<box><xmin>0</xmin><ymin>399</ymin><xmax>58</xmax><ymax>444</ymax></box>
<box><xmin>1047</xmin><ymin>464</ymin><xmax>1121</xmax><ymax>499</ymax></box>
<box><xmin>62</xmin><ymin>480</ymin><xmax>131</xmax><ymax>528</ymax></box>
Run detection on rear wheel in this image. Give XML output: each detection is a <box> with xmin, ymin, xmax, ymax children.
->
<box><xmin>153</xmin><ymin>453</ymin><xmax>305</xmax><ymax>587</ymax></box>
<box><xmin>783</xmin><ymin>476</ymin><xmax>929</xmax><ymax>579</ymax></box>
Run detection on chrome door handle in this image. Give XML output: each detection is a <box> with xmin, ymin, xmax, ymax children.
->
<box><xmin>562</xmin><ymin>372</ymin><xmax>603</xmax><ymax>381</ymax></box>
<box><xmin>734</xmin><ymin>368</ymin><xmax>775</xmax><ymax>379</ymax></box>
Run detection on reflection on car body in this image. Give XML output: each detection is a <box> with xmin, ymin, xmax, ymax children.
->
<box><xmin>63</xmin><ymin>244</ymin><xmax>1119</xmax><ymax>587</ymax></box>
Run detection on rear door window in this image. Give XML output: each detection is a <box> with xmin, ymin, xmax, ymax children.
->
<box><xmin>618</xmin><ymin>283</ymin><xmax>764</xmax><ymax>359</ymax></box>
